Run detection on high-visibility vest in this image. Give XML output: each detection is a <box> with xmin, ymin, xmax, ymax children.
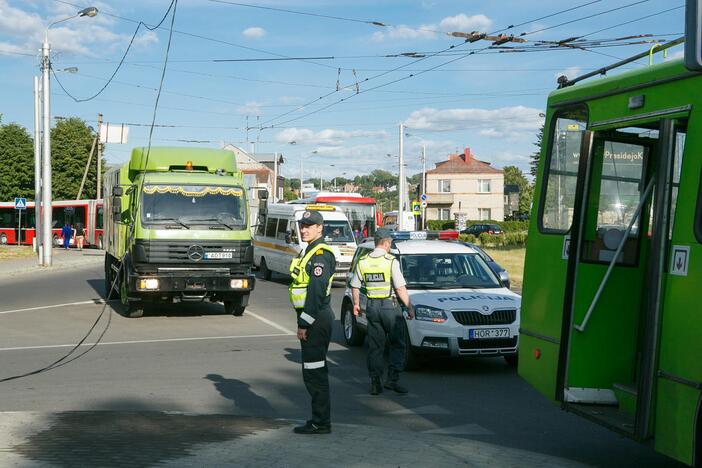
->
<box><xmin>288</xmin><ymin>243</ymin><xmax>335</xmax><ymax>310</ymax></box>
<box><xmin>357</xmin><ymin>253</ymin><xmax>395</xmax><ymax>299</ymax></box>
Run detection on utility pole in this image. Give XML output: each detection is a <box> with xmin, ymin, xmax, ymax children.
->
<box><xmin>299</xmin><ymin>159</ymin><xmax>303</xmax><ymax>199</ymax></box>
<box><xmin>33</xmin><ymin>76</ymin><xmax>42</xmax><ymax>262</ymax></box>
<box><xmin>41</xmin><ymin>35</ymin><xmax>53</xmax><ymax>266</ymax></box>
<box><xmin>97</xmin><ymin>113</ymin><xmax>103</xmax><ymax>199</ymax></box>
<box><xmin>273</xmin><ymin>152</ymin><xmax>278</xmax><ymax>202</ymax></box>
<box><xmin>77</xmin><ymin>113</ymin><xmax>100</xmax><ymax>200</ymax></box>
<box><xmin>422</xmin><ymin>144</ymin><xmax>427</xmax><ymax>230</ymax></box>
<box><xmin>398</xmin><ymin>123</ymin><xmax>405</xmax><ymax>230</ymax></box>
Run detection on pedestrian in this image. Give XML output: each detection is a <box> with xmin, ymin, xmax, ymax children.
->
<box><xmin>362</xmin><ymin>222</ymin><xmax>369</xmax><ymax>239</ymax></box>
<box><xmin>75</xmin><ymin>221</ymin><xmax>85</xmax><ymax>251</ymax></box>
<box><xmin>61</xmin><ymin>222</ymin><xmax>72</xmax><ymax>250</ymax></box>
<box><xmin>351</xmin><ymin>228</ymin><xmax>415</xmax><ymax>395</ymax></box>
<box><xmin>288</xmin><ymin>210</ymin><xmax>336</xmax><ymax>435</ymax></box>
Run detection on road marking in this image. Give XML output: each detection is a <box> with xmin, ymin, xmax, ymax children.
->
<box><xmin>245</xmin><ymin>310</ymin><xmax>295</xmax><ymax>335</ymax></box>
<box><xmin>0</xmin><ymin>333</ymin><xmax>293</xmax><ymax>352</ymax></box>
<box><xmin>0</xmin><ymin>299</ymin><xmax>107</xmax><ymax>315</ymax></box>
<box><xmin>423</xmin><ymin>424</ymin><xmax>494</xmax><ymax>436</ymax></box>
<box><xmin>388</xmin><ymin>405</ymin><xmax>452</xmax><ymax>415</ymax></box>
<box><xmin>327</xmin><ymin>357</ymin><xmax>340</xmax><ymax>366</ymax></box>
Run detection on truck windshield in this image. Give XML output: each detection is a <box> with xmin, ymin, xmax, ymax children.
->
<box><xmin>141</xmin><ymin>185</ymin><xmax>246</xmax><ymax>229</ymax></box>
<box><xmin>322</xmin><ymin>220</ymin><xmax>354</xmax><ymax>243</ymax></box>
<box><xmin>400</xmin><ymin>253</ymin><xmax>501</xmax><ymax>289</ymax></box>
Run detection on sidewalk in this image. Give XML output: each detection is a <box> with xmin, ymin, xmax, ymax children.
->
<box><xmin>0</xmin><ymin>411</ymin><xmax>589</xmax><ymax>467</ymax></box>
<box><xmin>0</xmin><ymin>248</ymin><xmax>103</xmax><ymax>279</ymax></box>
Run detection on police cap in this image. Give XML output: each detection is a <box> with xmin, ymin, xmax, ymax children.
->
<box><xmin>298</xmin><ymin>210</ymin><xmax>324</xmax><ymax>225</ymax></box>
<box><xmin>374</xmin><ymin>227</ymin><xmax>393</xmax><ymax>242</ymax></box>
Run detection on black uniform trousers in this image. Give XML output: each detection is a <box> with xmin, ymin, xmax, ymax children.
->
<box><xmin>299</xmin><ymin>306</ymin><xmax>334</xmax><ymax>427</ymax></box>
<box><xmin>366</xmin><ymin>298</ymin><xmax>406</xmax><ymax>382</ymax></box>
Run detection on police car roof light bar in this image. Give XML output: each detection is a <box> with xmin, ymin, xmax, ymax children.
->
<box><xmin>390</xmin><ymin>230</ymin><xmax>459</xmax><ymax>242</ymax></box>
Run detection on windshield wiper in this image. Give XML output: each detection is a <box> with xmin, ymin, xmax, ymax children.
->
<box><xmin>187</xmin><ymin>216</ymin><xmax>239</xmax><ymax>230</ymax></box>
<box><xmin>152</xmin><ymin>217</ymin><xmax>190</xmax><ymax>229</ymax></box>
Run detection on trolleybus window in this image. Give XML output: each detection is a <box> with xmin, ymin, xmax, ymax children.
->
<box><xmin>540</xmin><ymin>107</ymin><xmax>587</xmax><ymax>233</ymax></box>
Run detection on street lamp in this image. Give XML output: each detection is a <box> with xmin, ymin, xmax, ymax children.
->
<box><xmin>299</xmin><ymin>150</ymin><xmax>318</xmax><ymax>198</ymax></box>
<box><xmin>39</xmin><ymin>5</ymin><xmax>98</xmax><ymax>266</ymax></box>
<box><xmin>405</xmin><ymin>131</ymin><xmax>427</xmax><ymax>229</ymax></box>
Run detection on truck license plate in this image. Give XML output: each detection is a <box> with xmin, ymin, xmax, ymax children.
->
<box><xmin>469</xmin><ymin>328</ymin><xmax>510</xmax><ymax>339</ymax></box>
<box><xmin>204</xmin><ymin>252</ymin><xmax>233</xmax><ymax>259</ymax></box>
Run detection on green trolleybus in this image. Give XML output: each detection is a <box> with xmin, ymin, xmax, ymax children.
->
<box><xmin>519</xmin><ymin>40</ymin><xmax>702</xmax><ymax>466</ymax></box>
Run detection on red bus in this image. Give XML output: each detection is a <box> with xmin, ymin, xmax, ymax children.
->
<box><xmin>290</xmin><ymin>192</ymin><xmax>379</xmax><ymax>238</ymax></box>
<box><xmin>0</xmin><ymin>199</ymin><xmax>104</xmax><ymax>248</ymax></box>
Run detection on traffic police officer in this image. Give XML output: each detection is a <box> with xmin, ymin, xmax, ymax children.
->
<box><xmin>351</xmin><ymin>228</ymin><xmax>415</xmax><ymax>395</ymax></box>
<box><xmin>288</xmin><ymin>209</ymin><xmax>336</xmax><ymax>434</ymax></box>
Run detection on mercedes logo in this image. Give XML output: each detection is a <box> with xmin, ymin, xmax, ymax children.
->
<box><xmin>187</xmin><ymin>245</ymin><xmax>204</xmax><ymax>261</ymax></box>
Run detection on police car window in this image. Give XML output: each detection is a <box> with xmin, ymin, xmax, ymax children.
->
<box><xmin>401</xmin><ymin>253</ymin><xmax>500</xmax><ymax>289</ymax></box>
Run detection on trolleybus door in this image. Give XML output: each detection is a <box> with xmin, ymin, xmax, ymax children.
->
<box><xmin>560</xmin><ymin>119</ymin><xmax>677</xmax><ymax>440</ymax></box>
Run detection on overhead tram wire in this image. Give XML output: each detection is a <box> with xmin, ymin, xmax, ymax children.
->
<box><xmin>251</xmin><ymin>0</ymin><xmax>648</xmax><ymax>130</ymax></box>
<box><xmin>51</xmin><ymin>0</ymin><xmax>176</xmax><ymax>102</ymax></box>
<box><xmin>53</xmin><ymin>0</ymin><xmax>336</xmax><ymax>70</ymax></box>
<box><xmin>572</xmin><ymin>4</ymin><xmax>685</xmax><ymax>40</ymax></box>
<box><xmin>0</xmin><ymin>0</ymin><xmax>180</xmax><ymax>384</ymax></box>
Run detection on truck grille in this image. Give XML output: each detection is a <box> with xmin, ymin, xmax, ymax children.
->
<box><xmin>452</xmin><ymin>309</ymin><xmax>516</xmax><ymax>326</ymax></box>
<box><xmin>134</xmin><ymin>239</ymin><xmax>252</xmax><ymax>264</ymax></box>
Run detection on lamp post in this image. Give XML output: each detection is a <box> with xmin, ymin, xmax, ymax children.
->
<box><xmin>299</xmin><ymin>150</ymin><xmax>317</xmax><ymax>198</ymax></box>
<box><xmin>405</xmin><ymin>131</ymin><xmax>427</xmax><ymax>229</ymax></box>
<box><xmin>40</xmin><ymin>6</ymin><xmax>98</xmax><ymax>266</ymax></box>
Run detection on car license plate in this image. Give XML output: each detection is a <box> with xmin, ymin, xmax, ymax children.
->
<box><xmin>469</xmin><ymin>328</ymin><xmax>510</xmax><ymax>339</ymax></box>
<box><xmin>204</xmin><ymin>252</ymin><xmax>233</xmax><ymax>259</ymax></box>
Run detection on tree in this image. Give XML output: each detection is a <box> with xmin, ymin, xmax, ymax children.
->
<box><xmin>0</xmin><ymin>122</ymin><xmax>34</xmax><ymax>201</ymax></box>
<box><xmin>530</xmin><ymin>123</ymin><xmax>544</xmax><ymax>179</ymax></box>
<box><xmin>51</xmin><ymin>118</ymin><xmax>103</xmax><ymax>200</ymax></box>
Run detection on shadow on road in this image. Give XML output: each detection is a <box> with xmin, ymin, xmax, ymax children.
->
<box><xmin>205</xmin><ymin>373</ymin><xmax>276</xmax><ymax>416</ymax></box>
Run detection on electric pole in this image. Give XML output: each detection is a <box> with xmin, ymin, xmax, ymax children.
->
<box><xmin>41</xmin><ymin>36</ymin><xmax>53</xmax><ymax>266</ymax></box>
<box><xmin>97</xmin><ymin>113</ymin><xmax>103</xmax><ymax>199</ymax></box>
<box><xmin>398</xmin><ymin>123</ymin><xmax>405</xmax><ymax>230</ymax></box>
<box><xmin>33</xmin><ymin>76</ymin><xmax>42</xmax><ymax>262</ymax></box>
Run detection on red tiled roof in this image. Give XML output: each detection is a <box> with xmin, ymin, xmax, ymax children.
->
<box><xmin>427</xmin><ymin>147</ymin><xmax>502</xmax><ymax>175</ymax></box>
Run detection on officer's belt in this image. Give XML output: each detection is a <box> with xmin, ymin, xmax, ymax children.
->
<box><xmin>367</xmin><ymin>297</ymin><xmax>397</xmax><ymax>307</ymax></box>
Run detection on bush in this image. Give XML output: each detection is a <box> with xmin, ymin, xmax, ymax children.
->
<box><xmin>458</xmin><ymin>233</ymin><xmax>477</xmax><ymax>244</ymax></box>
<box><xmin>427</xmin><ymin>220</ymin><xmax>456</xmax><ymax>230</ymax></box>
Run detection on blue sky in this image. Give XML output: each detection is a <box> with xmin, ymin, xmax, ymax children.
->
<box><xmin>0</xmin><ymin>0</ymin><xmax>685</xmax><ymax>180</ymax></box>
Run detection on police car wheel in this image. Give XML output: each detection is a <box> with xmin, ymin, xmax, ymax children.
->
<box><xmin>260</xmin><ymin>257</ymin><xmax>272</xmax><ymax>280</ymax></box>
<box><xmin>342</xmin><ymin>303</ymin><xmax>364</xmax><ymax>346</ymax></box>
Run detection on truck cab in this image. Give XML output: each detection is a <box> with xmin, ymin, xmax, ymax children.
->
<box><xmin>103</xmin><ymin>147</ymin><xmax>255</xmax><ymax>317</ymax></box>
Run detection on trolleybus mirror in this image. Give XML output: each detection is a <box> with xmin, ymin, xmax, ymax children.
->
<box><xmin>112</xmin><ymin>186</ymin><xmax>123</xmax><ymax>197</ymax></box>
<box><xmin>112</xmin><ymin>198</ymin><xmax>122</xmax><ymax>215</ymax></box>
<box><xmin>258</xmin><ymin>190</ymin><xmax>269</xmax><ymax>200</ymax></box>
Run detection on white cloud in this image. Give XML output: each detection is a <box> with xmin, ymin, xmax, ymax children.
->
<box><xmin>555</xmin><ymin>66</ymin><xmax>581</xmax><ymax>80</ymax></box>
<box><xmin>372</xmin><ymin>13</ymin><xmax>493</xmax><ymax>42</ymax></box>
<box><xmin>237</xmin><ymin>101</ymin><xmax>264</xmax><ymax>115</ymax></box>
<box><xmin>438</xmin><ymin>14</ymin><xmax>492</xmax><ymax>33</ymax></box>
<box><xmin>275</xmin><ymin>128</ymin><xmax>387</xmax><ymax>145</ymax></box>
<box><xmin>404</xmin><ymin>106</ymin><xmax>544</xmax><ymax>137</ymax></box>
<box><xmin>667</xmin><ymin>50</ymin><xmax>684</xmax><ymax>61</ymax></box>
<box><xmin>0</xmin><ymin>0</ymin><xmax>159</xmax><ymax>57</ymax></box>
<box><xmin>242</xmin><ymin>27</ymin><xmax>266</xmax><ymax>39</ymax></box>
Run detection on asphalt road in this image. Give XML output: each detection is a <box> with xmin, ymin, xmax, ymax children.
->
<box><xmin>0</xmin><ymin>263</ymin><xmax>681</xmax><ymax>467</ymax></box>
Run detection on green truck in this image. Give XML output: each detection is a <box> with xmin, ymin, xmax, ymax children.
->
<box><xmin>103</xmin><ymin>147</ymin><xmax>255</xmax><ymax>317</ymax></box>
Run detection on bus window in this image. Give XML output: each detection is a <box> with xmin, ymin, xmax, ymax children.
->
<box><xmin>0</xmin><ymin>208</ymin><xmax>14</xmax><ymax>228</ymax></box>
<box><xmin>276</xmin><ymin>218</ymin><xmax>288</xmax><ymax>241</ymax></box>
<box><xmin>539</xmin><ymin>107</ymin><xmax>588</xmax><ymax>233</ymax></box>
<box><xmin>265</xmin><ymin>216</ymin><xmax>278</xmax><ymax>237</ymax></box>
<box><xmin>97</xmin><ymin>206</ymin><xmax>104</xmax><ymax>230</ymax></box>
<box><xmin>670</xmin><ymin>128</ymin><xmax>685</xmax><ymax>240</ymax></box>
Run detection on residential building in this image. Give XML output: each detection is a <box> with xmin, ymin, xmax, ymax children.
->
<box><xmin>425</xmin><ymin>147</ymin><xmax>504</xmax><ymax>221</ymax></box>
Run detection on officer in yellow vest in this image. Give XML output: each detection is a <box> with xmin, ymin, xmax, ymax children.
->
<box><xmin>351</xmin><ymin>228</ymin><xmax>415</xmax><ymax>395</ymax></box>
<box><xmin>288</xmin><ymin>209</ymin><xmax>336</xmax><ymax>434</ymax></box>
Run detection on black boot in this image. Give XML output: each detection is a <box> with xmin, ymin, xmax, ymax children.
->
<box><xmin>293</xmin><ymin>421</ymin><xmax>331</xmax><ymax>434</ymax></box>
<box><xmin>370</xmin><ymin>377</ymin><xmax>382</xmax><ymax>395</ymax></box>
<box><xmin>384</xmin><ymin>380</ymin><xmax>408</xmax><ymax>394</ymax></box>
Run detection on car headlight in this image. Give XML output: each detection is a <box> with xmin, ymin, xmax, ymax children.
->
<box><xmin>414</xmin><ymin>305</ymin><xmax>447</xmax><ymax>323</ymax></box>
<box><xmin>138</xmin><ymin>278</ymin><xmax>159</xmax><ymax>290</ymax></box>
<box><xmin>230</xmin><ymin>279</ymin><xmax>249</xmax><ymax>289</ymax></box>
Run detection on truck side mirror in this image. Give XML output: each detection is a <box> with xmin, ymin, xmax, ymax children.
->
<box><xmin>112</xmin><ymin>186</ymin><xmax>123</xmax><ymax>197</ymax></box>
<box><xmin>258</xmin><ymin>189</ymin><xmax>269</xmax><ymax>200</ymax></box>
<box><xmin>112</xmin><ymin>198</ymin><xmax>122</xmax><ymax>215</ymax></box>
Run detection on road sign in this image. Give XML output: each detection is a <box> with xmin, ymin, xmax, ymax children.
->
<box><xmin>411</xmin><ymin>201</ymin><xmax>421</xmax><ymax>216</ymax></box>
<box><xmin>420</xmin><ymin>193</ymin><xmax>427</xmax><ymax>202</ymax></box>
<box><xmin>670</xmin><ymin>245</ymin><xmax>690</xmax><ymax>276</ymax></box>
<box><xmin>14</xmin><ymin>197</ymin><xmax>26</xmax><ymax>210</ymax></box>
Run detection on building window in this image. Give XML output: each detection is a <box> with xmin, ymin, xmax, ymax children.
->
<box><xmin>504</xmin><ymin>195</ymin><xmax>509</xmax><ymax>204</ymax></box>
<box><xmin>478</xmin><ymin>208</ymin><xmax>491</xmax><ymax>220</ymax></box>
<box><xmin>478</xmin><ymin>179</ymin><xmax>491</xmax><ymax>193</ymax></box>
<box><xmin>438</xmin><ymin>180</ymin><xmax>451</xmax><ymax>193</ymax></box>
<box><xmin>438</xmin><ymin>208</ymin><xmax>450</xmax><ymax>220</ymax></box>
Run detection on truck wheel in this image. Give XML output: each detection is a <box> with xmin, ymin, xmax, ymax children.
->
<box><xmin>260</xmin><ymin>257</ymin><xmax>272</xmax><ymax>280</ymax></box>
<box><xmin>224</xmin><ymin>299</ymin><xmax>245</xmax><ymax>316</ymax></box>
<box><xmin>403</xmin><ymin>325</ymin><xmax>420</xmax><ymax>371</ymax></box>
<box><xmin>504</xmin><ymin>353</ymin><xmax>518</xmax><ymax>367</ymax></box>
<box><xmin>104</xmin><ymin>255</ymin><xmax>118</xmax><ymax>300</ymax></box>
<box><xmin>118</xmin><ymin>267</ymin><xmax>143</xmax><ymax>318</ymax></box>
<box><xmin>127</xmin><ymin>301</ymin><xmax>144</xmax><ymax>318</ymax></box>
<box><xmin>342</xmin><ymin>302</ymin><xmax>364</xmax><ymax>346</ymax></box>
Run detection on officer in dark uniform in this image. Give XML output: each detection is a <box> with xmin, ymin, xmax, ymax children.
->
<box><xmin>351</xmin><ymin>228</ymin><xmax>415</xmax><ymax>395</ymax></box>
<box><xmin>288</xmin><ymin>210</ymin><xmax>337</xmax><ymax>434</ymax></box>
